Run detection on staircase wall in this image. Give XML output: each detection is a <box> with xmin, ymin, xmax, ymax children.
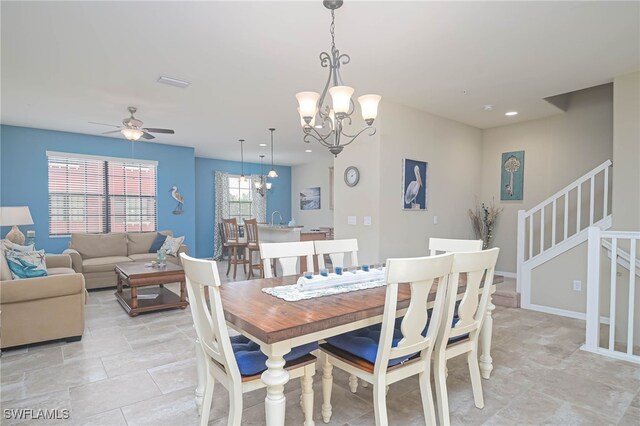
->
<box><xmin>480</xmin><ymin>84</ymin><xmax>614</xmax><ymax>276</ymax></box>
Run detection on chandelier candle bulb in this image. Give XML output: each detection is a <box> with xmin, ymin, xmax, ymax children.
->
<box><xmin>329</xmin><ymin>85</ymin><xmax>354</xmax><ymax>115</ymax></box>
<box><xmin>358</xmin><ymin>94</ymin><xmax>382</xmax><ymax>125</ymax></box>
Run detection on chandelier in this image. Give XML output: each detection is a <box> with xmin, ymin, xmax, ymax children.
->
<box><xmin>296</xmin><ymin>0</ymin><xmax>381</xmax><ymax>157</ymax></box>
<box><xmin>254</xmin><ymin>155</ymin><xmax>272</xmax><ymax>197</ymax></box>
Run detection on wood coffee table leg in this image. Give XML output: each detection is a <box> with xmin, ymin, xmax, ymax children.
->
<box><xmin>180</xmin><ymin>280</ymin><xmax>186</xmax><ymax>305</ymax></box>
<box><xmin>131</xmin><ymin>286</ymin><xmax>138</xmax><ymax>310</ymax></box>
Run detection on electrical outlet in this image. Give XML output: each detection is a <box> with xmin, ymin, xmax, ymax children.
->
<box><xmin>573</xmin><ymin>280</ymin><xmax>582</xmax><ymax>291</ymax></box>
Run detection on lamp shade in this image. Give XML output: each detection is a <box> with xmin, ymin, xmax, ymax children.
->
<box><xmin>329</xmin><ymin>86</ymin><xmax>354</xmax><ymax>114</ymax></box>
<box><xmin>121</xmin><ymin>128</ymin><xmax>144</xmax><ymax>141</ymax></box>
<box><xmin>358</xmin><ymin>94</ymin><xmax>382</xmax><ymax>122</ymax></box>
<box><xmin>0</xmin><ymin>206</ymin><xmax>34</xmax><ymax>226</ymax></box>
<box><xmin>298</xmin><ymin>108</ymin><xmax>315</xmax><ymax>128</ymax></box>
<box><xmin>296</xmin><ymin>92</ymin><xmax>320</xmax><ymax>122</ymax></box>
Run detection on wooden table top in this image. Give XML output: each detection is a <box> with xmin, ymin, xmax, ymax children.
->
<box><xmin>219</xmin><ymin>273</ymin><xmax>503</xmax><ymax>345</ymax></box>
<box><xmin>115</xmin><ymin>261</ymin><xmax>184</xmax><ymax>278</ymax></box>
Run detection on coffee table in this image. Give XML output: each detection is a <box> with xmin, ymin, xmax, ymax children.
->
<box><xmin>114</xmin><ymin>262</ymin><xmax>188</xmax><ymax>316</ymax></box>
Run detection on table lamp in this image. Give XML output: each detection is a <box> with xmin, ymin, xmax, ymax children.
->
<box><xmin>0</xmin><ymin>206</ymin><xmax>34</xmax><ymax>245</ymax></box>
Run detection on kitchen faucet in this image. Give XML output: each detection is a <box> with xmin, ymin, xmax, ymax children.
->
<box><xmin>271</xmin><ymin>211</ymin><xmax>283</xmax><ymax>226</ymax></box>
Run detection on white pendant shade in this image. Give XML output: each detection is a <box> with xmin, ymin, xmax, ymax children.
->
<box><xmin>298</xmin><ymin>108</ymin><xmax>315</xmax><ymax>127</ymax></box>
<box><xmin>268</xmin><ymin>169</ymin><xmax>278</xmax><ymax>178</ymax></box>
<box><xmin>254</xmin><ymin>181</ymin><xmax>261</xmax><ymax>189</ymax></box>
<box><xmin>329</xmin><ymin>86</ymin><xmax>354</xmax><ymax>114</ymax></box>
<box><xmin>266</xmin><ymin>182</ymin><xmax>272</xmax><ymax>190</ymax></box>
<box><xmin>121</xmin><ymin>128</ymin><xmax>143</xmax><ymax>141</ymax></box>
<box><xmin>358</xmin><ymin>94</ymin><xmax>382</xmax><ymax>122</ymax></box>
<box><xmin>296</xmin><ymin>92</ymin><xmax>320</xmax><ymax>122</ymax></box>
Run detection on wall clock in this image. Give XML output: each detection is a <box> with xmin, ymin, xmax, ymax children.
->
<box><xmin>344</xmin><ymin>166</ymin><xmax>360</xmax><ymax>187</ymax></box>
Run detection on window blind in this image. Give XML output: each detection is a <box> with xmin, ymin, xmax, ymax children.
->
<box><xmin>48</xmin><ymin>155</ymin><xmax>107</xmax><ymax>235</ymax></box>
<box><xmin>47</xmin><ymin>152</ymin><xmax>157</xmax><ymax>236</ymax></box>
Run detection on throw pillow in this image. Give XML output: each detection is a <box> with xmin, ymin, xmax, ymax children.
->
<box><xmin>159</xmin><ymin>235</ymin><xmax>185</xmax><ymax>256</ymax></box>
<box><xmin>5</xmin><ymin>249</ymin><xmax>48</xmax><ymax>280</ymax></box>
<box><xmin>148</xmin><ymin>233</ymin><xmax>168</xmax><ymax>253</ymax></box>
<box><xmin>1</xmin><ymin>240</ymin><xmax>35</xmax><ymax>253</ymax></box>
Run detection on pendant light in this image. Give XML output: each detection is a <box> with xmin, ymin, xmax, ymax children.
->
<box><xmin>239</xmin><ymin>139</ymin><xmax>246</xmax><ymax>182</ymax></box>
<box><xmin>267</xmin><ymin>128</ymin><xmax>278</xmax><ymax>178</ymax></box>
<box><xmin>254</xmin><ymin>155</ymin><xmax>272</xmax><ymax>197</ymax></box>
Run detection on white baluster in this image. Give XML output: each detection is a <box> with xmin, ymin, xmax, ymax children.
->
<box><xmin>552</xmin><ymin>199</ymin><xmax>557</xmax><ymax>247</ymax></box>
<box><xmin>589</xmin><ymin>176</ymin><xmax>595</xmax><ymax>225</ymax></box>
<box><xmin>603</xmin><ymin>166</ymin><xmax>609</xmax><ymax>217</ymax></box>
<box><xmin>609</xmin><ymin>238</ymin><xmax>617</xmax><ymax>351</ymax></box>
<box><xmin>564</xmin><ymin>194</ymin><xmax>569</xmax><ymax>241</ymax></box>
<box><xmin>627</xmin><ymin>239</ymin><xmax>636</xmax><ymax>356</ymax></box>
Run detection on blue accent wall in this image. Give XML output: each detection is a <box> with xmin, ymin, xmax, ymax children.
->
<box><xmin>0</xmin><ymin>125</ymin><xmax>196</xmax><ymax>254</ymax></box>
<box><xmin>195</xmin><ymin>157</ymin><xmax>291</xmax><ymax>258</ymax></box>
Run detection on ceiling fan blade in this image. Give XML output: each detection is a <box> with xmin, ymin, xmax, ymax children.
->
<box><xmin>102</xmin><ymin>130</ymin><xmax>122</xmax><ymax>135</ymax></box>
<box><xmin>141</xmin><ymin>132</ymin><xmax>155</xmax><ymax>140</ymax></box>
<box><xmin>89</xmin><ymin>121</ymin><xmax>120</xmax><ymax>128</ymax></box>
<box><xmin>143</xmin><ymin>128</ymin><xmax>175</xmax><ymax>134</ymax></box>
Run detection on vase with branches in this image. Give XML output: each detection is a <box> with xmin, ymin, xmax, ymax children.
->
<box><xmin>468</xmin><ymin>199</ymin><xmax>503</xmax><ymax>249</ymax></box>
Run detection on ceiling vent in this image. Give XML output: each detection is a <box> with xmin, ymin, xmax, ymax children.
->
<box><xmin>157</xmin><ymin>76</ymin><xmax>190</xmax><ymax>88</ymax></box>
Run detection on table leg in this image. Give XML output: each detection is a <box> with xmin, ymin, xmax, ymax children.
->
<box><xmin>180</xmin><ymin>280</ymin><xmax>186</xmax><ymax>304</ymax></box>
<box><xmin>131</xmin><ymin>287</ymin><xmax>138</xmax><ymax>310</ymax></box>
<box><xmin>479</xmin><ymin>289</ymin><xmax>495</xmax><ymax>379</ymax></box>
<box><xmin>194</xmin><ymin>328</ymin><xmax>206</xmax><ymax>412</ymax></box>
<box><xmin>116</xmin><ymin>274</ymin><xmax>123</xmax><ymax>294</ymax></box>
<box><xmin>260</xmin><ymin>342</ymin><xmax>292</xmax><ymax>426</ymax></box>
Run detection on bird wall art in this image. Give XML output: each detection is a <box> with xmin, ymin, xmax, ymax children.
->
<box><xmin>170</xmin><ymin>186</ymin><xmax>184</xmax><ymax>214</ymax></box>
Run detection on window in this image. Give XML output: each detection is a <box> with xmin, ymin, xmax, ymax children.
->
<box><xmin>228</xmin><ymin>175</ymin><xmax>252</xmax><ymax>223</ymax></box>
<box><xmin>47</xmin><ymin>152</ymin><xmax>157</xmax><ymax>236</ymax></box>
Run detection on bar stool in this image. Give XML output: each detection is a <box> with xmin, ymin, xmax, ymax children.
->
<box><xmin>222</xmin><ymin>218</ymin><xmax>248</xmax><ymax>279</ymax></box>
<box><xmin>243</xmin><ymin>218</ymin><xmax>263</xmax><ymax>279</ymax></box>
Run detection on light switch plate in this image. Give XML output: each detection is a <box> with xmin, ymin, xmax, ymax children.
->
<box><xmin>364</xmin><ymin>216</ymin><xmax>372</xmax><ymax>226</ymax></box>
<box><xmin>433</xmin><ymin>215</ymin><xmax>438</xmax><ymax>225</ymax></box>
<box><xmin>347</xmin><ymin>216</ymin><xmax>357</xmax><ymax>225</ymax></box>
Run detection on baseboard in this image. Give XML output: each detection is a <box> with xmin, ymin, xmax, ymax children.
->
<box><xmin>496</xmin><ymin>270</ymin><xmax>516</xmax><ymax>279</ymax></box>
<box><xmin>524</xmin><ymin>303</ymin><xmax>610</xmax><ymax>324</ymax></box>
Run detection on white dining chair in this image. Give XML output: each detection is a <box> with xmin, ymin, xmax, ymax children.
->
<box><xmin>319</xmin><ymin>253</ymin><xmax>455</xmax><ymax>425</ymax></box>
<box><xmin>313</xmin><ymin>238</ymin><xmax>359</xmax><ymax>271</ymax></box>
<box><xmin>260</xmin><ymin>241</ymin><xmax>315</xmax><ymax>278</ymax></box>
<box><xmin>180</xmin><ymin>254</ymin><xmax>317</xmax><ymax>426</ymax></box>
<box><xmin>428</xmin><ymin>237</ymin><xmax>483</xmax><ymax>256</ymax></box>
<box><xmin>432</xmin><ymin>248</ymin><xmax>500</xmax><ymax>426</ymax></box>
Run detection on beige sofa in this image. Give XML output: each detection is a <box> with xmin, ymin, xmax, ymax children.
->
<box><xmin>63</xmin><ymin>231</ymin><xmax>188</xmax><ymax>290</ymax></box>
<box><xmin>1</xmin><ymin>253</ymin><xmax>86</xmax><ymax>349</ymax></box>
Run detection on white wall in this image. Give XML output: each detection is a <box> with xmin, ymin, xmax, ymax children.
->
<box><xmin>291</xmin><ymin>150</ymin><xmax>335</xmax><ymax>230</ymax></box>
<box><xmin>481</xmin><ymin>84</ymin><xmax>614</xmax><ymax>274</ymax></box>
<box><xmin>334</xmin><ymin>101</ymin><xmax>482</xmax><ymax>264</ymax></box>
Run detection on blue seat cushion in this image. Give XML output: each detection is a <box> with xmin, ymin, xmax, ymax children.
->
<box><xmin>325</xmin><ymin>304</ymin><xmax>469</xmax><ymax>368</ymax></box>
<box><xmin>230</xmin><ymin>335</ymin><xmax>318</xmax><ymax>376</ymax></box>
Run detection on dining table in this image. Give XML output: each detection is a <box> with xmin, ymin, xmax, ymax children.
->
<box><xmin>192</xmin><ymin>272</ymin><xmax>503</xmax><ymax>426</ymax></box>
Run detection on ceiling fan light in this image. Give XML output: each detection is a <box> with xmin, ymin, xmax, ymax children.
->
<box><xmin>358</xmin><ymin>94</ymin><xmax>382</xmax><ymax>125</ymax></box>
<box><xmin>296</xmin><ymin>92</ymin><xmax>320</xmax><ymax>121</ymax></box>
<box><xmin>121</xmin><ymin>128</ymin><xmax>144</xmax><ymax>141</ymax></box>
<box><xmin>329</xmin><ymin>86</ymin><xmax>354</xmax><ymax>114</ymax></box>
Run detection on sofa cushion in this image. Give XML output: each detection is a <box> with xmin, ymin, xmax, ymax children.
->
<box><xmin>6</xmin><ymin>250</ymin><xmax>48</xmax><ymax>280</ymax></box>
<box><xmin>0</xmin><ymin>250</ymin><xmax>11</xmax><ymax>281</ymax></box>
<box><xmin>127</xmin><ymin>232</ymin><xmax>158</xmax><ymax>255</ymax></box>
<box><xmin>128</xmin><ymin>253</ymin><xmax>157</xmax><ymax>262</ymax></box>
<box><xmin>70</xmin><ymin>233</ymin><xmax>127</xmax><ymax>259</ymax></box>
<box><xmin>160</xmin><ymin>235</ymin><xmax>185</xmax><ymax>256</ymax></box>
<box><xmin>47</xmin><ymin>267</ymin><xmax>76</xmax><ymax>276</ymax></box>
<box><xmin>1</xmin><ymin>240</ymin><xmax>35</xmax><ymax>252</ymax></box>
<box><xmin>82</xmin><ymin>256</ymin><xmax>132</xmax><ymax>273</ymax></box>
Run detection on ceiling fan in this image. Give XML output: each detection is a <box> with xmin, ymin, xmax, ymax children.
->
<box><xmin>90</xmin><ymin>106</ymin><xmax>175</xmax><ymax>141</ymax></box>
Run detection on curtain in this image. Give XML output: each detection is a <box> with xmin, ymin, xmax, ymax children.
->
<box><xmin>250</xmin><ymin>174</ymin><xmax>267</xmax><ymax>224</ymax></box>
<box><xmin>213</xmin><ymin>171</ymin><xmax>230</xmax><ymax>260</ymax></box>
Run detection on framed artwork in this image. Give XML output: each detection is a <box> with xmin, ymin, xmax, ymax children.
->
<box><xmin>300</xmin><ymin>187</ymin><xmax>321</xmax><ymax>210</ymax></box>
<box><xmin>402</xmin><ymin>158</ymin><xmax>428</xmax><ymax>210</ymax></box>
<box><xmin>501</xmin><ymin>150</ymin><xmax>525</xmax><ymax>200</ymax></box>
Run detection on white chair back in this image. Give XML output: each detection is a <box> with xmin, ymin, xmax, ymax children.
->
<box><xmin>314</xmin><ymin>238</ymin><xmax>359</xmax><ymax>270</ymax></box>
<box><xmin>428</xmin><ymin>237</ymin><xmax>483</xmax><ymax>256</ymax></box>
<box><xmin>439</xmin><ymin>248</ymin><xmax>500</xmax><ymax>343</ymax></box>
<box><xmin>374</xmin><ymin>253</ymin><xmax>454</xmax><ymax>373</ymax></box>
<box><xmin>260</xmin><ymin>241</ymin><xmax>315</xmax><ymax>278</ymax></box>
<box><xmin>180</xmin><ymin>254</ymin><xmax>241</xmax><ymax>381</ymax></box>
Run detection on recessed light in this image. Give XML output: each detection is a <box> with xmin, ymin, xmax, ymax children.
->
<box><xmin>157</xmin><ymin>75</ymin><xmax>190</xmax><ymax>88</ymax></box>
<box><xmin>305</xmin><ymin>149</ymin><xmax>312</xmax><ymax>153</ymax></box>
<box><xmin>259</xmin><ymin>143</ymin><xmax>267</xmax><ymax>147</ymax></box>
<box><xmin>483</xmin><ymin>104</ymin><xmax>494</xmax><ymax>111</ymax></box>
<box><xmin>505</xmin><ymin>111</ymin><xmax>518</xmax><ymax>116</ymax></box>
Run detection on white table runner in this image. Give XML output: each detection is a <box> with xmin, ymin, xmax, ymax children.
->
<box><xmin>262</xmin><ymin>269</ymin><xmax>386</xmax><ymax>302</ymax></box>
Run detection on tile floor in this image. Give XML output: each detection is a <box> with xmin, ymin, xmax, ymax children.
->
<box><xmin>1</xmin><ymin>281</ymin><xmax>639</xmax><ymax>426</ymax></box>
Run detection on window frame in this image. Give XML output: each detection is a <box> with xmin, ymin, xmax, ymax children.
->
<box><xmin>227</xmin><ymin>175</ymin><xmax>253</xmax><ymax>224</ymax></box>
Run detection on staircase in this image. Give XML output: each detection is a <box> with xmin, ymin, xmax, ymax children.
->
<box><xmin>517</xmin><ymin>160</ymin><xmax>612</xmax><ymax>312</ymax></box>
